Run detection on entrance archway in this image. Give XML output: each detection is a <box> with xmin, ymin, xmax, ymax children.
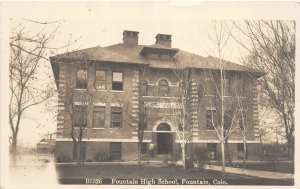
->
<box><xmin>156</xmin><ymin>123</ymin><xmax>173</xmax><ymax>154</ymax></box>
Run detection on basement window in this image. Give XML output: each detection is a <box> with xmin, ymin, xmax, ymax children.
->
<box><xmin>112</xmin><ymin>72</ymin><xmax>123</xmax><ymax>91</ymax></box>
<box><xmin>110</xmin><ymin>142</ymin><xmax>122</xmax><ymax>160</ymax></box>
<box><xmin>207</xmin><ymin>143</ymin><xmax>217</xmax><ymax>160</ymax></box>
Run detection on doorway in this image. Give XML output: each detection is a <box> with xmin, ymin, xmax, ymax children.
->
<box><xmin>156</xmin><ymin>123</ymin><xmax>173</xmax><ymax>154</ymax></box>
<box><xmin>157</xmin><ymin>133</ymin><xmax>173</xmax><ymax>154</ymax></box>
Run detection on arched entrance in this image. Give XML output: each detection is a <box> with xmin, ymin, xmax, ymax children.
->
<box><xmin>156</xmin><ymin>123</ymin><xmax>173</xmax><ymax>154</ymax></box>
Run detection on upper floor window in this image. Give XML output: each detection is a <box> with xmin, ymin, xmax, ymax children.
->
<box><xmin>76</xmin><ymin>69</ymin><xmax>87</xmax><ymax>89</ymax></box>
<box><xmin>74</xmin><ymin>105</ymin><xmax>87</xmax><ymax>127</ymax></box>
<box><xmin>178</xmin><ymin>81</ymin><xmax>185</xmax><ymax>93</ymax></box>
<box><xmin>140</xmin><ymin>80</ymin><xmax>148</xmax><ymax>96</ymax></box>
<box><xmin>224</xmin><ymin>111</ymin><xmax>233</xmax><ymax>130</ymax></box>
<box><xmin>206</xmin><ymin>110</ymin><xmax>216</xmax><ymax>130</ymax></box>
<box><xmin>161</xmin><ymin>54</ymin><xmax>170</xmax><ymax>60</ymax></box>
<box><xmin>205</xmin><ymin>77</ymin><xmax>216</xmax><ymax>96</ymax></box>
<box><xmin>233</xmin><ymin>78</ymin><xmax>244</xmax><ymax>97</ymax></box>
<box><xmin>112</xmin><ymin>72</ymin><xmax>123</xmax><ymax>91</ymax></box>
<box><xmin>224</xmin><ymin>78</ymin><xmax>231</xmax><ymax>96</ymax></box>
<box><xmin>139</xmin><ymin>112</ymin><xmax>148</xmax><ymax>130</ymax></box>
<box><xmin>93</xmin><ymin>106</ymin><xmax>105</xmax><ymax>128</ymax></box>
<box><xmin>94</xmin><ymin>70</ymin><xmax>106</xmax><ymax>90</ymax></box>
<box><xmin>111</xmin><ymin>107</ymin><xmax>122</xmax><ymax>128</ymax></box>
<box><xmin>158</xmin><ymin>79</ymin><xmax>169</xmax><ymax>97</ymax></box>
<box><xmin>238</xmin><ymin>111</ymin><xmax>246</xmax><ymax>131</ymax></box>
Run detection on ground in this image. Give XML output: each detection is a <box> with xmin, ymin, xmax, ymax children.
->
<box><xmin>56</xmin><ymin>164</ymin><xmax>247</xmax><ymax>179</ymax></box>
<box><xmin>213</xmin><ymin>161</ymin><xmax>294</xmax><ymax>174</ymax></box>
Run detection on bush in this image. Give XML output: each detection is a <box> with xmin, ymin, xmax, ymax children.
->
<box><xmin>56</xmin><ymin>153</ymin><xmax>72</xmax><ymax>163</ymax></box>
<box><xmin>93</xmin><ymin>152</ymin><xmax>109</xmax><ymax>162</ymax></box>
<box><xmin>169</xmin><ymin>152</ymin><xmax>181</xmax><ymax>165</ymax></box>
<box><xmin>193</xmin><ymin>146</ymin><xmax>208</xmax><ymax>162</ymax></box>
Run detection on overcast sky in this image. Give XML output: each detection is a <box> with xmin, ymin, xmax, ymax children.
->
<box><xmin>0</xmin><ymin>1</ymin><xmax>299</xmax><ymax>147</ymax></box>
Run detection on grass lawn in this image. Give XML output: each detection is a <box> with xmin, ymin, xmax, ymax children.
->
<box><xmin>56</xmin><ymin>164</ymin><xmax>251</xmax><ymax>179</ymax></box>
<box><xmin>210</xmin><ymin>162</ymin><xmax>294</xmax><ymax>174</ymax></box>
<box><xmin>239</xmin><ymin>162</ymin><xmax>293</xmax><ymax>174</ymax></box>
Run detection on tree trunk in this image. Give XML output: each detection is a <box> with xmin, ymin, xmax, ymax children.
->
<box><xmin>11</xmin><ymin>135</ymin><xmax>17</xmax><ymax>166</ymax></box>
<box><xmin>243</xmin><ymin>135</ymin><xmax>247</xmax><ymax>170</ymax></box>
<box><xmin>73</xmin><ymin>141</ymin><xmax>77</xmax><ymax>160</ymax></box>
<box><xmin>259</xmin><ymin>133</ymin><xmax>264</xmax><ymax>153</ymax></box>
<box><xmin>138</xmin><ymin>141</ymin><xmax>142</xmax><ymax>164</ymax></box>
<box><xmin>182</xmin><ymin>145</ymin><xmax>186</xmax><ymax>169</ymax></box>
<box><xmin>221</xmin><ymin>141</ymin><xmax>226</xmax><ymax>174</ymax></box>
<box><xmin>225</xmin><ymin>139</ymin><xmax>232</xmax><ymax>166</ymax></box>
<box><xmin>76</xmin><ymin>142</ymin><xmax>81</xmax><ymax>166</ymax></box>
<box><xmin>283</xmin><ymin>113</ymin><xmax>293</xmax><ymax>160</ymax></box>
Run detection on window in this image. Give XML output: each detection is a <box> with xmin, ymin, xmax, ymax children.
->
<box><xmin>198</xmin><ymin>84</ymin><xmax>204</xmax><ymax>102</ymax></box>
<box><xmin>161</xmin><ymin>54</ymin><xmax>170</xmax><ymax>60</ymax></box>
<box><xmin>179</xmin><ymin>81</ymin><xmax>185</xmax><ymax>94</ymax></box>
<box><xmin>224</xmin><ymin>78</ymin><xmax>231</xmax><ymax>96</ymax></box>
<box><xmin>158</xmin><ymin>79</ymin><xmax>169</xmax><ymax>97</ymax></box>
<box><xmin>207</xmin><ymin>143</ymin><xmax>217</xmax><ymax>160</ymax></box>
<box><xmin>73</xmin><ymin>142</ymin><xmax>86</xmax><ymax>160</ymax></box>
<box><xmin>148</xmin><ymin>53</ymin><xmax>159</xmax><ymax>59</ymax></box>
<box><xmin>141</xmin><ymin>143</ymin><xmax>148</xmax><ymax>155</ymax></box>
<box><xmin>93</xmin><ymin>106</ymin><xmax>105</xmax><ymax>128</ymax></box>
<box><xmin>238</xmin><ymin>111</ymin><xmax>246</xmax><ymax>130</ymax></box>
<box><xmin>110</xmin><ymin>142</ymin><xmax>122</xmax><ymax>160</ymax></box>
<box><xmin>233</xmin><ymin>78</ymin><xmax>244</xmax><ymax>96</ymax></box>
<box><xmin>224</xmin><ymin>111</ymin><xmax>233</xmax><ymax>130</ymax></box>
<box><xmin>74</xmin><ymin>105</ymin><xmax>87</xmax><ymax>127</ymax></box>
<box><xmin>112</xmin><ymin>72</ymin><xmax>123</xmax><ymax>91</ymax></box>
<box><xmin>76</xmin><ymin>69</ymin><xmax>87</xmax><ymax>89</ymax></box>
<box><xmin>237</xmin><ymin>143</ymin><xmax>246</xmax><ymax>159</ymax></box>
<box><xmin>139</xmin><ymin>112</ymin><xmax>147</xmax><ymax>130</ymax></box>
<box><xmin>206</xmin><ymin>110</ymin><xmax>216</xmax><ymax>130</ymax></box>
<box><xmin>205</xmin><ymin>77</ymin><xmax>216</xmax><ymax>95</ymax></box>
<box><xmin>140</xmin><ymin>80</ymin><xmax>148</xmax><ymax>96</ymax></box>
<box><xmin>111</xmin><ymin>107</ymin><xmax>122</xmax><ymax>128</ymax></box>
<box><xmin>94</xmin><ymin>70</ymin><xmax>106</xmax><ymax>90</ymax></box>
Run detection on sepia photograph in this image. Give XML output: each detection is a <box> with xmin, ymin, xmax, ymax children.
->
<box><xmin>0</xmin><ymin>1</ymin><xmax>298</xmax><ymax>188</ymax></box>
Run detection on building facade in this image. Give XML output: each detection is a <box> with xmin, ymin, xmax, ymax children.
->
<box><xmin>50</xmin><ymin>30</ymin><xmax>263</xmax><ymax>162</ymax></box>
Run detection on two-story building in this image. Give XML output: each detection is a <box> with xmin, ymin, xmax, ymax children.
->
<box><xmin>50</xmin><ymin>30</ymin><xmax>263</xmax><ymax>162</ymax></box>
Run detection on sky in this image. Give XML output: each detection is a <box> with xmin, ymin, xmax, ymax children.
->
<box><xmin>0</xmin><ymin>1</ymin><xmax>299</xmax><ymax>148</ymax></box>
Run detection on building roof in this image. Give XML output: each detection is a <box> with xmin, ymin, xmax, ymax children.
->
<box><xmin>50</xmin><ymin>42</ymin><xmax>264</xmax><ymax>76</ymax></box>
<box><xmin>37</xmin><ymin>138</ymin><xmax>56</xmax><ymax>148</ymax></box>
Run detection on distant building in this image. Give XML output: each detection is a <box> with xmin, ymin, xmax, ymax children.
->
<box><xmin>50</xmin><ymin>30</ymin><xmax>263</xmax><ymax>162</ymax></box>
<box><xmin>36</xmin><ymin>138</ymin><xmax>56</xmax><ymax>155</ymax></box>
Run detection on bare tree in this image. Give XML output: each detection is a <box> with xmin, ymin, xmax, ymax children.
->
<box><xmin>231</xmin><ymin>20</ymin><xmax>295</xmax><ymax>160</ymax></box>
<box><xmin>234</xmin><ymin>87</ymin><xmax>251</xmax><ymax>170</ymax></box>
<box><xmin>9</xmin><ymin>21</ymin><xmax>62</xmax><ymax>165</ymax></box>
<box><xmin>157</xmin><ymin>68</ymin><xmax>199</xmax><ymax>169</ymax></box>
<box><xmin>113</xmin><ymin>64</ymin><xmax>152</xmax><ymax>164</ymax></box>
<box><xmin>204</xmin><ymin>21</ymin><xmax>237</xmax><ymax>174</ymax></box>
<box><xmin>59</xmin><ymin>54</ymin><xmax>106</xmax><ymax>166</ymax></box>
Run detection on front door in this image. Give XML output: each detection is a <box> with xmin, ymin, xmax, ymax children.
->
<box><xmin>157</xmin><ymin>133</ymin><xmax>173</xmax><ymax>154</ymax></box>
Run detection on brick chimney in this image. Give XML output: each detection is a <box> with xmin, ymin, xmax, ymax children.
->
<box><xmin>155</xmin><ymin>34</ymin><xmax>172</xmax><ymax>47</ymax></box>
<box><xmin>123</xmin><ymin>30</ymin><xmax>139</xmax><ymax>45</ymax></box>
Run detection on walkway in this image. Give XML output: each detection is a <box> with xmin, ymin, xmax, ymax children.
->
<box><xmin>205</xmin><ymin>165</ymin><xmax>294</xmax><ymax>180</ymax></box>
